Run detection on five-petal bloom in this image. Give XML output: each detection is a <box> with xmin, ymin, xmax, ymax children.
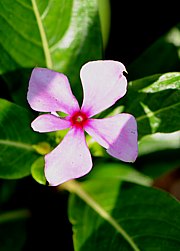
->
<box><xmin>27</xmin><ymin>60</ymin><xmax>138</xmax><ymax>186</ymax></box>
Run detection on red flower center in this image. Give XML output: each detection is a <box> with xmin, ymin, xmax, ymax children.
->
<box><xmin>70</xmin><ymin>111</ymin><xmax>88</xmax><ymax>129</ymax></box>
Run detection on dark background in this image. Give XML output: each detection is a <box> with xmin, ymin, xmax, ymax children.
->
<box><xmin>105</xmin><ymin>1</ymin><xmax>180</xmax><ymax>66</ymax></box>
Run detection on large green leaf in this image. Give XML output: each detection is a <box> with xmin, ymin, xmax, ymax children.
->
<box><xmin>121</xmin><ymin>72</ymin><xmax>180</xmax><ymax>139</ymax></box>
<box><xmin>66</xmin><ymin>177</ymin><xmax>180</xmax><ymax>251</ymax></box>
<box><xmin>0</xmin><ymin>0</ymin><xmax>102</xmax><ymax>104</ymax></box>
<box><xmin>0</xmin><ymin>98</ymin><xmax>45</xmax><ymax>179</ymax></box>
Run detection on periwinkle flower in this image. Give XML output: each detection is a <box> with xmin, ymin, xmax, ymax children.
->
<box><xmin>27</xmin><ymin>60</ymin><xmax>138</xmax><ymax>186</ymax></box>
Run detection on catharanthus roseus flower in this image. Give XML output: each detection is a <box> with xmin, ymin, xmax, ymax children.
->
<box><xmin>27</xmin><ymin>60</ymin><xmax>138</xmax><ymax>186</ymax></box>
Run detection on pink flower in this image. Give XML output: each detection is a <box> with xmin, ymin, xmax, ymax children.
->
<box><xmin>27</xmin><ymin>60</ymin><xmax>138</xmax><ymax>186</ymax></box>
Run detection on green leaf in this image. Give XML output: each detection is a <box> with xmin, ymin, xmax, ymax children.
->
<box><xmin>0</xmin><ymin>98</ymin><xmax>44</xmax><ymax>179</ymax></box>
<box><xmin>122</xmin><ymin>72</ymin><xmax>180</xmax><ymax>138</ymax></box>
<box><xmin>0</xmin><ymin>0</ymin><xmax>102</xmax><ymax>104</ymax></box>
<box><xmin>140</xmin><ymin>72</ymin><xmax>180</xmax><ymax>92</ymax></box>
<box><xmin>66</xmin><ymin>180</ymin><xmax>180</xmax><ymax>251</ymax></box>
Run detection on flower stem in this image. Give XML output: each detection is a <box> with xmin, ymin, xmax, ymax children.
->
<box><xmin>0</xmin><ymin>209</ymin><xmax>31</xmax><ymax>224</ymax></box>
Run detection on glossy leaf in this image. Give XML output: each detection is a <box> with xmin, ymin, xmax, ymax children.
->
<box><xmin>0</xmin><ymin>98</ymin><xmax>44</xmax><ymax>179</ymax></box>
<box><xmin>121</xmin><ymin>72</ymin><xmax>180</xmax><ymax>139</ymax></box>
<box><xmin>67</xmin><ymin>179</ymin><xmax>180</xmax><ymax>251</ymax></box>
<box><xmin>138</xmin><ymin>131</ymin><xmax>180</xmax><ymax>156</ymax></box>
<box><xmin>0</xmin><ymin>0</ymin><xmax>102</xmax><ymax>104</ymax></box>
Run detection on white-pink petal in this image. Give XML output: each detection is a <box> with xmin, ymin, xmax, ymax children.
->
<box><xmin>31</xmin><ymin>114</ymin><xmax>71</xmax><ymax>132</ymax></box>
<box><xmin>27</xmin><ymin>68</ymin><xmax>79</xmax><ymax>114</ymax></box>
<box><xmin>85</xmin><ymin>114</ymin><xmax>138</xmax><ymax>162</ymax></box>
<box><xmin>81</xmin><ymin>60</ymin><xmax>127</xmax><ymax>117</ymax></box>
<box><xmin>45</xmin><ymin>128</ymin><xmax>92</xmax><ymax>186</ymax></box>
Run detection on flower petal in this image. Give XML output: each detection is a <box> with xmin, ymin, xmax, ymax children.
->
<box><xmin>85</xmin><ymin>114</ymin><xmax>138</xmax><ymax>162</ymax></box>
<box><xmin>81</xmin><ymin>60</ymin><xmax>127</xmax><ymax>117</ymax></box>
<box><xmin>27</xmin><ymin>67</ymin><xmax>79</xmax><ymax>114</ymax></box>
<box><xmin>31</xmin><ymin>114</ymin><xmax>71</xmax><ymax>132</ymax></box>
<box><xmin>45</xmin><ymin>128</ymin><xmax>92</xmax><ymax>186</ymax></box>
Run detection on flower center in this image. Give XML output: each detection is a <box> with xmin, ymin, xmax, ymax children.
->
<box><xmin>70</xmin><ymin>111</ymin><xmax>88</xmax><ymax>129</ymax></box>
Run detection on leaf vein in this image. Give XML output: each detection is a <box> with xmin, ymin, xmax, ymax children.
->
<box><xmin>15</xmin><ymin>0</ymin><xmax>33</xmax><ymax>10</ymax></box>
<box><xmin>137</xmin><ymin>101</ymin><xmax>180</xmax><ymax>122</ymax></box>
<box><xmin>0</xmin><ymin>10</ymin><xmax>41</xmax><ymax>47</ymax></box>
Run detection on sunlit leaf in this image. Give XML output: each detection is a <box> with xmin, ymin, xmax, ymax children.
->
<box><xmin>138</xmin><ymin>131</ymin><xmax>180</xmax><ymax>156</ymax></box>
<box><xmin>0</xmin><ymin>0</ymin><xmax>102</xmax><ymax>105</ymax></box>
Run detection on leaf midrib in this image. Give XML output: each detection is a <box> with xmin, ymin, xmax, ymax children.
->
<box><xmin>31</xmin><ymin>0</ymin><xmax>53</xmax><ymax>69</ymax></box>
<box><xmin>62</xmin><ymin>180</ymin><xmax>141</xmax><ymax>251</ymax></box>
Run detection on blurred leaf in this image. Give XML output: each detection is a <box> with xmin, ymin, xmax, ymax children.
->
<box><xmin>139</xmin><ymin>154</ymin><xmax>180</xmax><ymax>179</ymax></box>
<box><xmin>0</xmin><ymin>98</ymin><xmax>45</xmax><ymax>179</ymax></box>
<box><xmin>97</xmin><ymin>0</ymin><xmax>111</xmax><ymax>48</ymax></box>
<box><xmin>0</xmin><ymin>180</ymin><xmax>17</xmax><ymax>204</ymax></box>
<box><xmin>0</xmin><ymin>0</ymin><xmax>102</xmax><ymax>105</ymax></box>
<box><xmin>0</xmin><ymin>209</ymin><xmax>29</xmax><ymax>251</ymax></box>
<box><xmin>67</xmin><ymin>180</ymin><xmax>180</xmax><ymax>251</ymax></box>
<box><xmin>31</xmin><ymin>156</ymin><xmax>46</xmax><ymax>185</ymax></box>
<box><xmin>128</xmin><ymin>23</ymin><xmax>180</xmax><ymax>80</ymax></box>
<box><xmin>121</xmin><ymin>72</ymin><xmax>180</xmax><ymax>139</ymax></box>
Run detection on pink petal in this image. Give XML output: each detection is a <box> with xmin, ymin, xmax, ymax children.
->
<box><xmin>81</xmin><ymin>60</ymin><xmax>127</xmax><ymax>117</ymax></box>
<box><xmin>27</xmin><ymin>68</ymin><xmax>79</xmax><ymax>114</ymax></box>
<box><xmin>85</xmin><ymin>114</ymin><xmax>138</xmax><ymax>162</ymax></box>
<box><xmin>31</xmin><ymin>114</ymin><xmax>71</xmax><ymax>132</ymax></box>
<box><xmin>45</xmin><ymin>128</ymin><xmax>92</xmax><ymax>186</ymax></box>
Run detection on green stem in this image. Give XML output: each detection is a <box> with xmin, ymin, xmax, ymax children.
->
<box><xmin>0</xmin><ymin>209</ymin><xmax>31</xmax><ymax>224</ymax></box>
